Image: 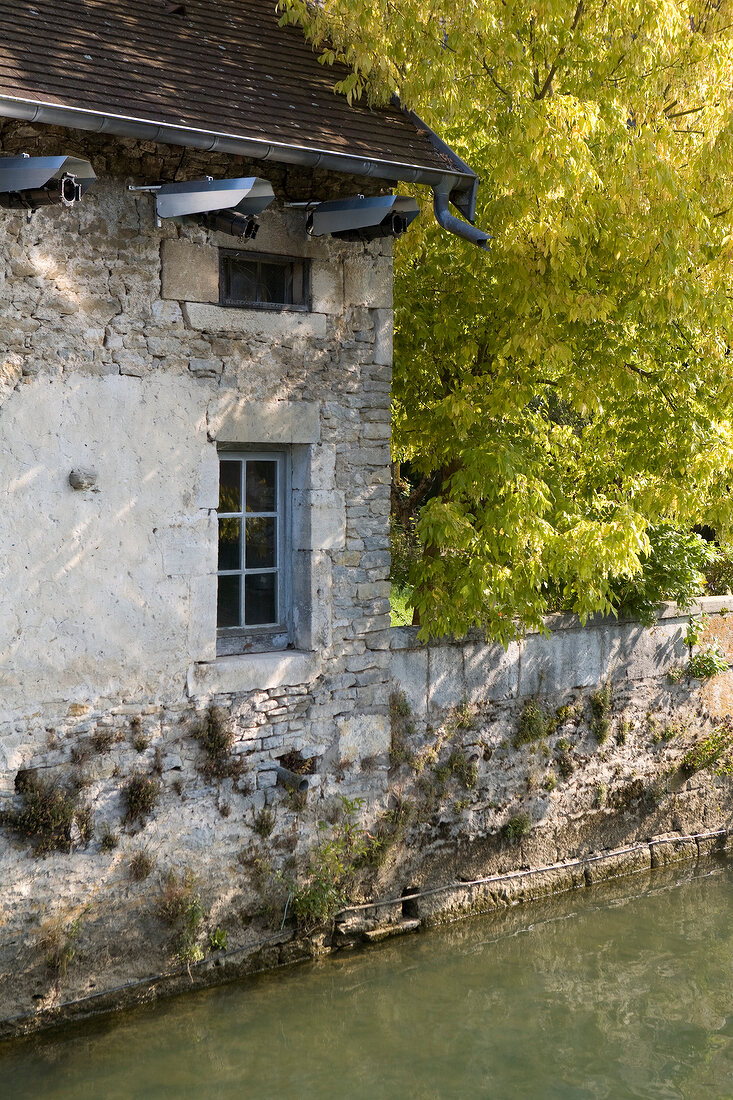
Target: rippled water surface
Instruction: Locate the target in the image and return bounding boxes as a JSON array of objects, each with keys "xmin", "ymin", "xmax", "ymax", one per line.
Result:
[{"xmin": 3, "ymin": 858, "xmax": 733, "ymax": 1099}]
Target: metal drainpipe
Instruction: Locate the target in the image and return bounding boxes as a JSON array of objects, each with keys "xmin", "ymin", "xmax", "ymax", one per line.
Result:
[{"xmin": 432, "ymin": 182, "xmax": 490, "ymax": 249}]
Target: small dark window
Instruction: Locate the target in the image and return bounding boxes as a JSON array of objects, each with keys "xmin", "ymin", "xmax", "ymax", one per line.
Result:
[{"xmin": 219, "ymin": 250, "xmax": 309, "ymax": 310}]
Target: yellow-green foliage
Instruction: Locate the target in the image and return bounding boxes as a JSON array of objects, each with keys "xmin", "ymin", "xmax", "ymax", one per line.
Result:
[{"xmin": 282, "ymin": 0, "xmax": 733, "ymax": 642}]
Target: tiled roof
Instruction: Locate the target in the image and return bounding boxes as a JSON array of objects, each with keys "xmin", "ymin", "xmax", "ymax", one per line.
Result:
[{"xmin": 0, "ymin": 0, "xmax": 462, "ymax": 179}]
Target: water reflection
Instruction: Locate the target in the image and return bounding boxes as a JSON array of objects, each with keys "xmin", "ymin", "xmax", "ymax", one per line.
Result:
[{"xmin": 3, "ymin": 860, "xmax": 733, "ymax": 1099}]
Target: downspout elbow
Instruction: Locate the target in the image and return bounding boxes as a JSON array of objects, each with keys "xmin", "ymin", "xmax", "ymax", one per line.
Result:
[{"xmin": 432, "ymin": 186, "xmax": 490, "ymax": 250}]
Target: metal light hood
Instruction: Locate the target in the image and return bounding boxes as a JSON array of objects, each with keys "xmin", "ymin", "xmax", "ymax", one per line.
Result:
[
  {"xmin": 308, "ymin": 194, "xmax": 419, "ymax": 240},
  {"xmin": 154, "ymin": 175, "xmax": 275, "ymax": 219},
  {"xmin": 0, "ymin": 153, "xmax": 96, "ymax": 208}
]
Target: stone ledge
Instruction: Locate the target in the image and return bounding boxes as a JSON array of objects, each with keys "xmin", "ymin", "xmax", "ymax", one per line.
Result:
[
  {"xmin": 187, "ymin": 652, "xmax": 322, "ymax": 696},
  {"xmin": 182, "ymin": 302, "xmax": 327, "ymax": 338},
  {"xmin": 209, "ymin": 398, "xmax": 321, "ymax": 445}
]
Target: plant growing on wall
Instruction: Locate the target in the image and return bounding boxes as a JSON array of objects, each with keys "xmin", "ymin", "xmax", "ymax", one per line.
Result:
[
  {"xmin": 681, "ymin": 721, "xmax": 733, "ymax": 775},
  {"xmin": 688, "ymin": 643, "xmax": 729, "ymax": 679},
  {"xmin": 290, "ymin": 797, "xmax": 369, "ymax": 929},
  {"xmin": 1, "ymin": 772, "xmax": 88, "ymax": 855},
  {"xmin": 122, "ymin": 773, "xmax": 160, "ymax": 826},
  {"xmin": 193, "ymin": 706, "xmax": 242, "ymax": 781}
]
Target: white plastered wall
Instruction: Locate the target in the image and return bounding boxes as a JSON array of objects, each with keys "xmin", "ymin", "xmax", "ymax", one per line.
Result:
[{"xmin": 0, "ymin": 372, "xmax": 216, "ymax": 719}]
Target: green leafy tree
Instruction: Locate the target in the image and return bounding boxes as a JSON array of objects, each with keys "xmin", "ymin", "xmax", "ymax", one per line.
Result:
[{"xmin": 281, "ymin": 0, "xmax": 733, "ymax": 642}]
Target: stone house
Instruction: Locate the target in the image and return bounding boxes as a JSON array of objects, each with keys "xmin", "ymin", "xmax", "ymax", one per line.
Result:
[
  {"xmin": 0, "ymin": 0, "xmax": 482, "ymax": 746},
  {"xmin": 0, "ymin": 0, "xmax": 486, "ymax": 1019}
]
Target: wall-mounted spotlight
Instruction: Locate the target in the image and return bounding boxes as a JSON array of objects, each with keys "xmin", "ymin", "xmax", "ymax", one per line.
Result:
[
  {"xmin": 129, "ymin": 176, "xmax": 275, "ymax": 237},
  {"xmin": 306, "ymin": 194, "xmax": 419, "ymax": 241},
  {"xmin": 0, "ymin": 155, "xmax": 96, "ymax": 210}
]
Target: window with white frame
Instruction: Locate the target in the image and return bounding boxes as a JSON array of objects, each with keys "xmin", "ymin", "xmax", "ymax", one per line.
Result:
[{"xmin": 216, "ymin": 451, "xmax": 289, "ymax": 654}]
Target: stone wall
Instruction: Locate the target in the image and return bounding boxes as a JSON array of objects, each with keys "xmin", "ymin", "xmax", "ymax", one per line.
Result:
[
  {"xmin": 0, "ymin": 121, "xmax": 396, "ymax": 1031},
  {"xmin": 383, "ymin": 596, "xmax": 733, "ymax": 897},
  {"xmin": 2, "ymin": 590, "xmax": 733, "ymax": 1036}
]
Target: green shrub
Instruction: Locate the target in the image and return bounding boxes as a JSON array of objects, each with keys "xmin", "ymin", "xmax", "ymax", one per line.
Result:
[
  {"xmin": 610, "ymin": 524, "xmax": 718, "ymax": 626},
  {"xmin": 41, "ymin": 916, "xmax": 81, "ymax": 979},
  {"xmin": 129, "ymin": 851, "xmax": 154, "ymax": 881},
  {"xmin": 389, "ymin": 690, "xmax": 416, "ymax": 766},
  {"xmin": 504, "ymin": 812, "xmax": 531, "ymax": 841},
  {"xmin": 158, "ymin": 869, "xmax": 205, "ymax": 963},
  {"xmin": 99, "ymin": 826, "xmax": 119, "ymax": 852},
  {"xmin": 514, "ymin": 701, "xmax": 548, "ymax": 748},
  {"xmin": 209, "ymin": 927, "xmax": 227, "ymax": 951},
  {"xmin": 704, "ymin": 544, "xmax": 733, "ymax": 595},
  {"xmin": 447, "ymin": 749, "xmax": 478, "ymax": 789},
  {"xmin": 681, "ymin": 724, "xmax": 733, "ymax": 775},
  {"xmin": 688, "ymin": 644, "xmax": 729, "ymax": 678},
  {"xmin": 556, "ymin": 750, "xmax": 575, "ymax": 779},
  {"xmin": 291, "ymin": 797, "xmax": 367, "ymax": 929},
  {"xmin": 589, "ymin": 683, "xmax": 612, "ymax": 744},
  {"xmin": 253, "ymin": 807, "xmax": 275, "ymax": 838},
  {"xmin": 91, "ymin": 729, "xmax": 114, "ymax": 754}
]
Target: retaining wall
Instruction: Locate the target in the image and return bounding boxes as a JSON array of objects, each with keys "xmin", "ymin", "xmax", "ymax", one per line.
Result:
[{"xmin": 3, "ymin": 597, "xmax": 733, "ymax": 1038}]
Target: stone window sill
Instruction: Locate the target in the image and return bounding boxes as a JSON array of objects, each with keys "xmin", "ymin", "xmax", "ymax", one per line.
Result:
[{"xmin": 187, "ymin": 651, "xmax": 321, "ymax": 696}]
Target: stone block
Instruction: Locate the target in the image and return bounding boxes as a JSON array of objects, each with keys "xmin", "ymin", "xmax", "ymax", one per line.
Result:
[
  {"xmin": 464, "ymin": 640, "xmax": 520, "ymax": 702},
  {"xmin": 160, "ymin": 240, "xmax": 219, "ymax": 303},
  {"xmin": 291, "ymin": 443, "xmax": 336, "ymax": 492},
  {"xmin": 603, "ymin": 621, "xmax": 687, "ymax": 682},
  {"xmin": 343, "ymin": 255, "xmax": 392, "ymax": 309},
  {"xmin": 188, "ymin": 573, "xmax": 217, "ymax": 662},
  {"xmin": 519, "ymin": 627, "xmax": 603, "ymax": 697},
  {"xmin": 391, "ymin": 644, "xmax": 428, "ymax": 720},
  {"xmin": 649, "ymin": 836, "xmax": 697, "ymax": 868},
  {"xmin": 157, "ymin": 516, "xmax": 214, "ymax": 577},
  {"xmin": 189, "ymin": 357, "xmax": 222, "ymax": 377},
  {"xmin": 292, "ymin": 489, "xmax": 345, "ymax": 551},
  {"xmin": 256, "ymin": 768, "xmax": 278, "ymax": 789},
  {"xmin": 311, "ymin": 261, "xmax": 344, "ymax": 315},
  {"xmin": 194, "ymin": 445, "xmax": 219, "ymax": 510},
  {"xmin": 700, "ymin": 669, "xmax": 733, "ymax": 720},
  {"xmin": 372, "ymin": 308, "xmax": 393, "ymax": 366},
  {"xmin": 209, "ymin": 398, "xmax": 321, "ymax": 445},
  {"xmin": 428, "ymin": 645, "xmax": 466, "ymax": 713},
  {"xmin": 336, "ymin": 713, "xmax": 390, "ymax": 764},
  {"xmin": 182, "ymin": 302, "xmax": 328, "ymax": 338},
  {"xmin": 292, "ymin": 550, "xmax": 332, "ymax": 651},
  {"xmin": 187, "ymin": 652, "xmax": 322, "ymax": 696}
]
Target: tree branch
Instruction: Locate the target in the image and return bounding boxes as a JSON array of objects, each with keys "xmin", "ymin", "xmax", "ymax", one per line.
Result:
[
  {"xmin": 482, "ymin": 58, "xmax": 512, "ymax": 101},
  {"xmin": 625, "ymin": 364, "xmax": 677, "ymax": 411},
  {"xmin": 665, "ymin": 104, "xmax": 705, "ymax": 119},
  {"xmin": 534, "ymin": 0, "xmax": 584, "ymax": 100}
]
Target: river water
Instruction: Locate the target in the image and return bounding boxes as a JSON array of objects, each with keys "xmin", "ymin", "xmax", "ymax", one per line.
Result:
[{"xmin": 3, "ymin": 857, "xmax": 733, "ymax": 1099}]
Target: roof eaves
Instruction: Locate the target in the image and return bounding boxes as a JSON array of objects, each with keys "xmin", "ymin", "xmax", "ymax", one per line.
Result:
[{"xmin": 0, "ymin": 93, "xmax": 477, "ymax": 204}]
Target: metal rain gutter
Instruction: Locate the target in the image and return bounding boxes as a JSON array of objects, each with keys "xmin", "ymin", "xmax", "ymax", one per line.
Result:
[
  {"xmin": 0, "ymin": 94, "xmax": 491, "ymax": 249},
  {"xmin": 0, "ymin": 94, "xmax": 470, "ymax": 198},
  {"xmin": 433, "ymin": 180, "xmax": 490, "ymax": 250},
  {"xmin": 395, "ymin": 101, "xmax": 491, "ymax": 248}
]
